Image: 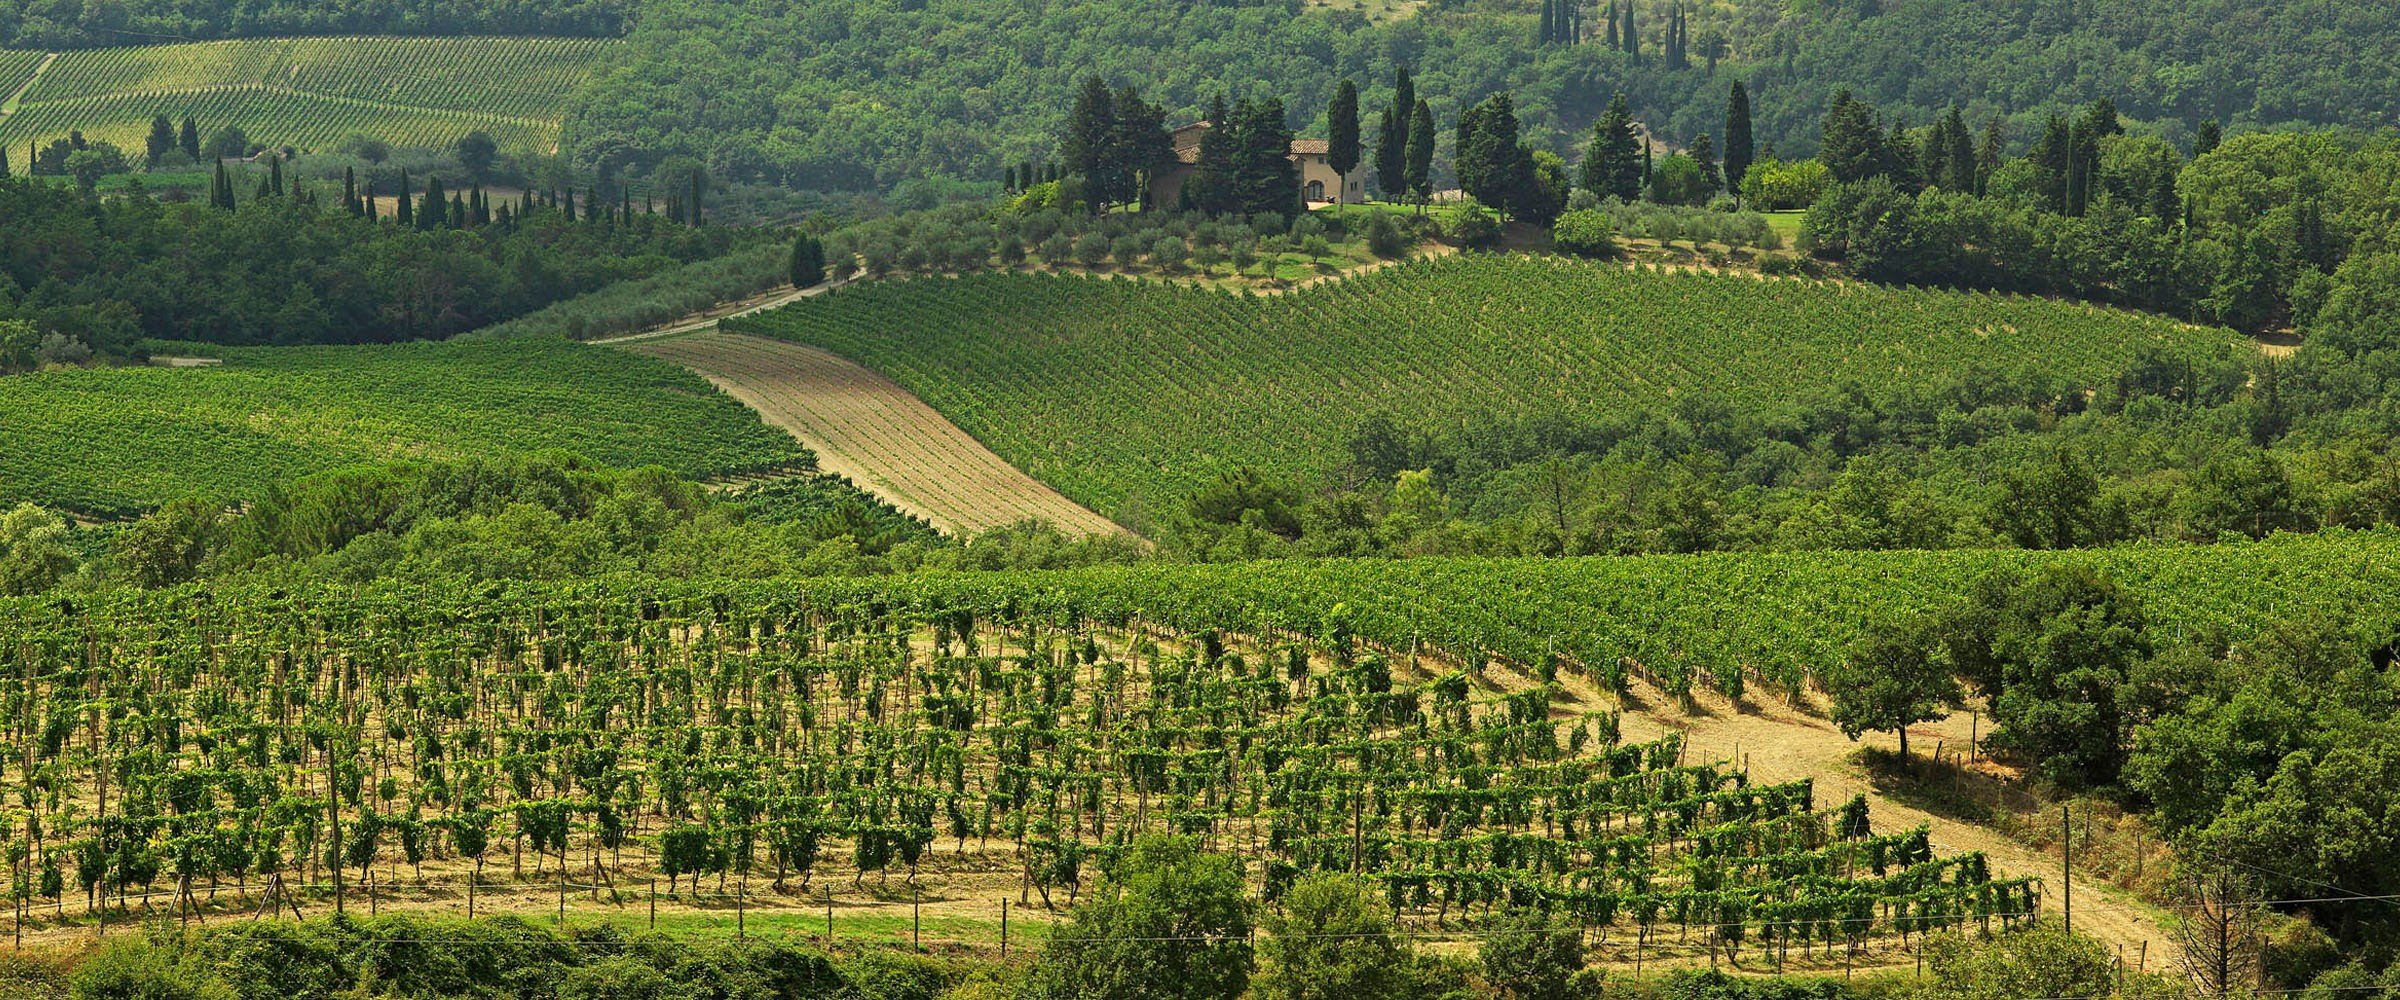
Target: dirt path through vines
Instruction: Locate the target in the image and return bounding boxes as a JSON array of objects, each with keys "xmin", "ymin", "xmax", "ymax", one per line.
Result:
[
  {"xmin": 628, "ymin": 331, "xmax": 1128, "ymax": 538},
  {"xmin": 1605, "ymin": 681, "xmax": 2177, "ymax": 969}
]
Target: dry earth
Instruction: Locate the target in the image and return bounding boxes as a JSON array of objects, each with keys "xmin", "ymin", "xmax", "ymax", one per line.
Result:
[{"xmin": 628, "ymin": 331, "xmax": 1128, "ymax": 538}]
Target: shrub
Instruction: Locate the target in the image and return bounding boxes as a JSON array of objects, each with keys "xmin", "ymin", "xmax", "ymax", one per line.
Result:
[
  {"xmin": 1439, "ymin": 199, "xmax": 1501, "ymax": 248},
  {"xmin": 1550, "ymin": 210, "xmax": 1619, "ymax": 259},
  {"xmin": 1363, "ymin": 211, "xmax": 1411, "ymax": 258}
]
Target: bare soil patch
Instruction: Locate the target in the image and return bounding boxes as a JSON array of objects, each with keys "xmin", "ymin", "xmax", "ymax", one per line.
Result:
[{"xmin": 629, "ymin": 331, "xmax": 1128, "ymax": 538}]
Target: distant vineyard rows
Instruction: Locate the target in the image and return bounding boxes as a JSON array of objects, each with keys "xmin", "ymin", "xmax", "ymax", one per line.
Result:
[{"xmin": 0, "ymin": 36, "xmax": 614, "ymax": 153}]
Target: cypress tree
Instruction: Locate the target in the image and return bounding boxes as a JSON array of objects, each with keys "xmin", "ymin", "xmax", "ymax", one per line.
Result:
[
  {"xmin": 178, "ymin": 117, "xmax": 201, "ymax": 162},
  {"xmin": 1976, "ymin": 117, "xmax": 2006, "ymax": 195},
  {"xmin": 1941, "ymin": 104, "xmax": 1975, "ymax": 192},
  {"xmin": 791, "ymin": 233, "xmax": 827, "ymax": 288},
  {"xmin": 1375, "ymin": 67, "xmax": 1414, "ymax": 200},
  {"xmin": 343, "ymin": 167, "xmax": 358, "ymax": 214},
  {"xmin": 146, "ymin": 115, "xmax": 176, "ymax": 168},
  {"xmin": 1622, "ymin": 1, "xmax": 1637, "ymax": 57},
  {"xmin": 1, "ymin": 145, "xmax": 10, "ymax": 179},
  {"xmin": 563, "ymin": 186, "xmax": 577, "ymax": 222},
  {"xmin": 420, "ymin": 176, "xmax": 447, "ymax": 230},
  {"xmin": 256, "ymin": 174, "xmax": 273, "ymax": 201},
  {"xmin": 1061, "ymin": 76, "xmax": 1113, "ymax": 210},
  {"xmin": 269, "ymin": 156, "xmax": 284, "ymax": 197},
  {"xmin": 1328, "ymin": 79, "xmax": 1361, "ymax": 207},
  {"xmin": 1724, "ymin": 82, "xmax": 1754, "ymax": 195},
  {"xmin": 451, "ymin": 191, "xmax": 468, "ymax": 228},
  {"xmin": 1539, "ymin": 0, "xmax": 1555, "ymax": 45},
  {"xmin": 1689, "ymin": 132, "xmax": 1719, "ymax": 192},
  {"xmin": 688, "ymin": 172, "xmax": 703, "ymax": 225},
  {"xmin": 396, "ymin": 169, "xmax": 415, "ymax": 226},
  {"xmin": 1405, "ymin": 98, "xmax": 1435, "ymax": 205},
  {"xmin": 1606, "ymin": 0, "xmax": 1619, "ymax": 48},
  {"xmin": 211, "ymin": 160, "xmax": 232, "ymax": 210}
]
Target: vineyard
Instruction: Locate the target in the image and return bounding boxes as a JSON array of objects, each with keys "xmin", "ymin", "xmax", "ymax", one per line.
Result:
[
  {"xmin": 729, "ymin": 255, "xmax": 2249, "ymax": 515},
  {"xmin": 1, "ymin": 532, "xmax": 2389, "ymax": 955},
  {"xmin": 0, "ymin": 338, "xmax": 808, "ymax": 519},
  {"xmin": 0, "ymin": 50, "xmax": 41, "ymax": 104},
  {"xmin": 0, "ymin": 36, "xmax": 612, "ymax": 154},
  {"xmin": 0, "ymin": 575, "xmax": 2049, "ymax": 965}
]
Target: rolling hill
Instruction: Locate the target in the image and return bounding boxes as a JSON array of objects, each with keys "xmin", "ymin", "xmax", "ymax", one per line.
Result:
[
  {"xmin": 728, "ymin": 254, "xmax": 2248, "ymax": 517},
  {"xmin": 0, "ymin": 337, "xmax": 807, "ymax": 518},
  {"xmin": 0, "ymin": 36, "xmax": 613, "ymax": 154}
]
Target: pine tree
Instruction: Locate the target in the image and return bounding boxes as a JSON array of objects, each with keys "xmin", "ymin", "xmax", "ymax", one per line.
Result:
[
  {"xmin": 2032, "ymin": 113, "xmax": 2071, "ymax": 212},
  {"xmin": 1580, "ymin": 93, "xmax": 1643, "ymax": 202},
  {"xmin": 1405, "ymin": 99, "xmax": 1435, "ymax": 206},
  {"xmin": 2193, "ymin": 119, "xmax": 2222, "ymax": 157},
  {"xmin": 145, "ymin": 116, "xmax": 176, "ymax": 168},
  {"xmin": 790, "ymin": 233, "xmax": 827, "ymax": 288},
  {"xmin": 1328, "ymin": 79, "xmax": 1361, "ymax": 207},
  {"xmin": 178, "ymin": 117, "xmax": 200, "ymax": 162},
  {"xmin": 1375, "ymin": 67, "xmax": 1414, "ymax": 200},
  {"xmin": 1723, "ymin": 81, "xmax": 1754, "ymax": 195},
  {"xmin": 1456, "ymin": 93, "xmax": 1531, "ymax": 216},
  {"xmin": 1942, "ymin": 104, "xmax": 1975, "ymax": 193}
]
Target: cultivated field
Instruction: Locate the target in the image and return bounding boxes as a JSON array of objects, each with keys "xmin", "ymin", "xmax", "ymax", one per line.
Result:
[
  {"xmin": 630, "ymin": 331, "xmax": 1128, "ymax": 538},
  {"xmin": 731, "ymin": 254, "xmax": 2249, "ymax": 515},
  {"xmin": 10, "ymin": 533, "xmax": 2389, "ymax": 958},
  {"xmin": 0, "ymin": 36, "xmax": 612, "ymax": 153},
  {"xmin": 0, "ymin": 338, "xmax": 807, "ymax": 519}
]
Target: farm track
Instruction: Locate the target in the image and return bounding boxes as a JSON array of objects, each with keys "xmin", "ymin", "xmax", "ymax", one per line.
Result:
[
  {"xmin": 1592, "ymin": 676, "xmax": 2173, "ymax": 964},
  {"xmin": 629, "ymin": 331, "xmax": 1128, "ymax": 539},
  {"xmin": 0, "ymin": 51, "xmax": 55, "ymax": 114}
]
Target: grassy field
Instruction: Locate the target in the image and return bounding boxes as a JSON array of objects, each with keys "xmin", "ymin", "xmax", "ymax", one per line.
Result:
[
  {"xmin": 0, "ymin": 36, "xmax": 613, "ymax": 154},
  {"xmin": 0, "ymin": 338, "xmax": 809, "ymax": 518},
  {"xmin": 731, "ymin": 253, "xmax": 2247, "ymax": 517}
]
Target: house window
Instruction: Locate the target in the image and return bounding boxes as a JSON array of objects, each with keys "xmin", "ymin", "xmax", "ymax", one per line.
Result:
[{"xmin": 1306, "ymin": 180, "xmax": 1325, "ymax": 201}]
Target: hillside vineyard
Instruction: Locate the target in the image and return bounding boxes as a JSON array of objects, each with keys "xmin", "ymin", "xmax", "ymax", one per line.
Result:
[{"xmin": 731, "ymin": 255, "xmax": 2245, "ymax": 514}]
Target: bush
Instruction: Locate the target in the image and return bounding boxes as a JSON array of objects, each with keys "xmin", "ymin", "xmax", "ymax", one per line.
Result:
[
  {"xmin": 1439, "ymin": 199, "xmax": 1501, "ymax": 248},
  {"xmin": 1363, "ymin": 211, "xmax": 1412, "ymax": 258},
  {"xmin": 1550, "ymin": 210, "xmax": 1619, "ymax": 259}
]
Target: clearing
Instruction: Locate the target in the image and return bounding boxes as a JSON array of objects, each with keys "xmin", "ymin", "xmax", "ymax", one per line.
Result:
[{"xmin": 628, "ymin": 331, "xmax": 1128, "ymax": 538}]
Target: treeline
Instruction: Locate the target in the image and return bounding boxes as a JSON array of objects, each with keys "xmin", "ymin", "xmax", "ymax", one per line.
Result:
[
  {"xmin": 0, "ymin": 169, "xmax": 736, "ymax": 355},
  {"xmin": 0, "ymin": 0, "xmax": 632, "ymax": 48},
  {"xmin": 562, "ymin": 0, "xmax": 2400, "ymax": 195},
  {"xmin": 1793, "ymin": 92, "xmax": 2400, "ymax": 337},
  {"xmin": 0, "ymin": 453, "xmax": 1141, "ymax": 596}
]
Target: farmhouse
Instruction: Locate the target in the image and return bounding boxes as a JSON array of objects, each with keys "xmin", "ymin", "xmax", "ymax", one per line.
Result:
[{"xmin": 1147, "ymin": 121, "xmax": 1367, "ymax": 209}]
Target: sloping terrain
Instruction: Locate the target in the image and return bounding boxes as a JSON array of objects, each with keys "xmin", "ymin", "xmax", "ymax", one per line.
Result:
[
  {"xmin": 0, "ymin": 36, "xmax": 611, "ymax": 153},
  {"xmin": 730, "ymin": 254, "xmax": 2248, "ymax": 515},
  {"xmin": 630, "ymin": 331, "xmax": 1128, "ymax": 538}
]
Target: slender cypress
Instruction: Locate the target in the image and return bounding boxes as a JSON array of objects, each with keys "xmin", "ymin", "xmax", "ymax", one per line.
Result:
[
  {"xmin": 688, "ymin": 172, "xmax": 703, "ymax": 225},
  {"xmin": 1723, "ymin": 81, "xmax": 1754, "ymax": 195},
  {"xmin": 178, "ymin": 117, "xmax": 201, "ymax": 162},
  {"xmin": 1375, "ymin": 67, "xmax": 1414, "ymax": 200},
  {"xmin": 1405, "ymin": 98, "xmax": 1435, "ymax": 205},
  {"xmin": 343, "ymin": 167, "xmax": 358, "ymax": 214},
  {"xmin": 790, "ymin": 233, "xmax": 827, "ymax": 288},
  {"xmin": 1328, "ymin": 79, "xmax": 1361, "ymax": 207},
  {"xmin": 396, "ymin": 169, "xmax": 415, "ymax": 226},
  {"xmin": 269, "ymin": 156, "xmax": 284, "ymax": 197}
]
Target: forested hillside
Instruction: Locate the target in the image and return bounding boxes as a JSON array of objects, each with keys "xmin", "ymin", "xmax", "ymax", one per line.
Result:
[
  {"xmin": 0, "ymin": 0, "xmax": 630, "ymax": 48},
  {"xmin": 559, "ymin": 0, "xmax": 2400, "ymax": 194}
]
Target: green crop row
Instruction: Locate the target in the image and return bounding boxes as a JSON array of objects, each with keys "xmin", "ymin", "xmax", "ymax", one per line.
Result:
[{"xmin": 731, "ymin": 255, "xmax": 2248, "ymax": 515}]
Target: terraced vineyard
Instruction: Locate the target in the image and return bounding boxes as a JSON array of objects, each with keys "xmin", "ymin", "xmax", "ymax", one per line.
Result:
[
  {"xmin": 731, "ymin": 255, "xmax": 2249, "ymax": 516},
  {"xmin": 0, "ymin": 338, "xmax": 808, "ymax": 519},
  {"xmin": 0, "ymin": 36, "xmax": 611, "ymax": 153}
]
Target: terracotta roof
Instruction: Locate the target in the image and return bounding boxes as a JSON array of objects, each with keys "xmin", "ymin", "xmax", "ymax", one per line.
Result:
[{"xmin": 1167, "ymin": 121, "xmax": 1328, "ymax": 159}]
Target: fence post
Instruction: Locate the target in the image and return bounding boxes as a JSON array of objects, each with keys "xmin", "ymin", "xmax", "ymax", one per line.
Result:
[
  {"xmin": 825, "ymin": 888, "xmax": 834, "ymax": 944},
  {"xmin": 649, "ymin": 880, "xmax": 657, "ymax": 929},
  {"xmin": 737, "ymin": 874, "xmax": 746, "ymax": 941},
  {"xmin": 1001, "ymin": 898, "xmax": 1009, "ymax": 958},
  {"xmin": 557, "ymin": 869, "xmax": 566, "ymax": 925},
  {"xmin": 912, "ymin": 892, "xmax": 920, "ymax": 949}
]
